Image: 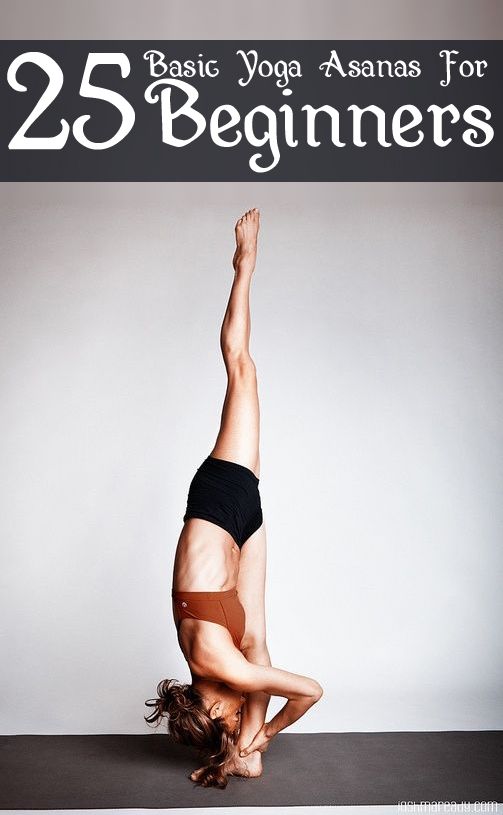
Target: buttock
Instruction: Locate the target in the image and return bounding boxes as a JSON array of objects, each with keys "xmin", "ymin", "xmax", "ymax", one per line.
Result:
[
  {"xmin": 172, "ymin": 587, "xmax": 246, "ymax": 650},
  {"xmin": 183, "ymin": 455, "xmax": 263, "ymax": 548}
]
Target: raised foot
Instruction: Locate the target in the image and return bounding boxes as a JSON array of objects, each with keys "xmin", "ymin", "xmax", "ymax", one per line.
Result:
[{"xmin": 233, "ymin": 208, "xmax": 260, "ymax": 274}]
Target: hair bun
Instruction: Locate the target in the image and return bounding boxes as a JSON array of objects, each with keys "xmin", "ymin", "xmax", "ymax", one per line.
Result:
[
  {"xmin": 144, "ymin": 678, "xmax": 199, "ymax": 725},
  {"xmin": 161, "ymin": 680, "xmax": 191, "ymax": 718}
]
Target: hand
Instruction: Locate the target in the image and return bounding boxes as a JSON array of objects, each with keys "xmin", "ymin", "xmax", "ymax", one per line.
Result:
[{"xmin": 239, "ymin": 722, "xmax": 272, "ymax": 756}]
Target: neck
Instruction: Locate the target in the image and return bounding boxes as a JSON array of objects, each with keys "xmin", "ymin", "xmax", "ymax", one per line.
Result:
[{"xmin": 192, "ymin": 677, "xmax": 222, "ymax": 704}]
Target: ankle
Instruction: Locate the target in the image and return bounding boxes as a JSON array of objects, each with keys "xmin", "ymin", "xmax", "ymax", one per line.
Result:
[{"xmin": 233, "ymin": 254, "xmax": 256, "ymax": 275}]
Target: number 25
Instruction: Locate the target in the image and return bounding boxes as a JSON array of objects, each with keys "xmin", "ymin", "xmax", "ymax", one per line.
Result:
[{"xmin": 8, "ymin": 51, "xmax": 135, "ymax": 150}]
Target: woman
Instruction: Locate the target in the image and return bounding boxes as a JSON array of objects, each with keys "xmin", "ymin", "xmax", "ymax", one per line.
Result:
[{"xmin": 145, "ymin": 208, "xmax": 322, "ymax": 788}]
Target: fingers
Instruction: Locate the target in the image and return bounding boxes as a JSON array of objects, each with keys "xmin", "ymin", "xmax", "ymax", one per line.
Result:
[
  {"xmin": 240, "ymin": 738, "xmax": 261, "ymax": 756},
  {"xmin": 240, "ymin": 743, "xmax": 254, "ymax": 757}
]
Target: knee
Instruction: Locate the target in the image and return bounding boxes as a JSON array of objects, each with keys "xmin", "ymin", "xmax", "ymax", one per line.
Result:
[{"xmin": 224, "ymin": 350, "xmax": 256, "ymax": 378}]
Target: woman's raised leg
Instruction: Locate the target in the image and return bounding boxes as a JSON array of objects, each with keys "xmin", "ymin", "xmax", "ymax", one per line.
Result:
[
  {"xmin": 210, "ymin": 208, "xmax": 261, "ymax": 477},
  {"xmin": 210, "ymin": 209, "xmax": 271, "ymax": 762}
]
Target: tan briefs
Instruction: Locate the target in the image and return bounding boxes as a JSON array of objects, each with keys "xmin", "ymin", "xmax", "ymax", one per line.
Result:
[{"xmin": 172, "ymin": 587, "xmax": 246, "ymax": 650}]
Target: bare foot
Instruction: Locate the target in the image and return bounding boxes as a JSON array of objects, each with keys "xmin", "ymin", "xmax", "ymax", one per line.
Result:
[
  {"xmin": 230, "ymin": 749, "xmax": 263, "ymax": 778},
  {"xmin": 233, "ymin": 208, "xmax": 260, "ymax": 275}
]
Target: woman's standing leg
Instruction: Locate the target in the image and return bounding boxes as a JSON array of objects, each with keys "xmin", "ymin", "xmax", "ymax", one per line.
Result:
[
  {"xmin": 236, "ymin": 522, "xmax": 271, "ymax": 766},
  {"xmin": 210, "ymin": 208, "xmax": 260, "ymax": 477}
]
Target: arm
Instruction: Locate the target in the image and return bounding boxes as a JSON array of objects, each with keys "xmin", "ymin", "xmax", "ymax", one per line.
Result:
[
  {"xmin": 205, "ymin": 642, "xmax": 323, "ymax": 753},
  {"xmin": 244, "ymin": 693, "xmax": 318, "ymax": 754},
  {"xmin": 224, "ymin": 655, "xmax": 322, "ymax": 705},
  {"xmin": 239, "ymin": 680, "xmax": 322, "ymax": 756}
]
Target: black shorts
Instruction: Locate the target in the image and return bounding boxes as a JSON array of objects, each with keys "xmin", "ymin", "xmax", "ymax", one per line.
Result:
[{"xmin": 183, "ymin": 455, "xmax": 263, "ymax": 548}]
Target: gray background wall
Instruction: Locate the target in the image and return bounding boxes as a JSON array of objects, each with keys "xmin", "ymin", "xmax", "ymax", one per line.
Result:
[
  {"xmin": 2, "ymin": 0, "xmax": 503, "ymax": 39},
  {"xmin": 1, "ymin": 1, "xmax": 502, "ymax": 735}
]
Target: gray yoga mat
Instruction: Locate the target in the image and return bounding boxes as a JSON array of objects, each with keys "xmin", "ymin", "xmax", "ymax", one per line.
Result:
[{"xmin": 0, "ymin": 731, "xmax": 501, "ymax": 809}]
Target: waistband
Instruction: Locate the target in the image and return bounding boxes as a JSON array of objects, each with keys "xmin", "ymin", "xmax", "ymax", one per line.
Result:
[
  {"xmin": 172, "ymin": 586, "xmax": 238, "ymax": 600},
  {"xmin": 203, "ymin": 455, "xmax": 259, "ymax": 485}
]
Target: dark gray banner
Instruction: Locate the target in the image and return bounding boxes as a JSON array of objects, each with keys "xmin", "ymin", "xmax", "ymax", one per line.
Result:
[{"xmin": 1, "ymin": 41, "xmax": 501, "ymax": 180}]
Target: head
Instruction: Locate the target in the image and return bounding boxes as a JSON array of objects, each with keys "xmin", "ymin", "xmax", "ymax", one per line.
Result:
[
  {"xmin": 145, "ymin": 678, "xmax": 246, "ymax": 788},
  {"xmin": 197, "ymin": 678, "xmax": 246, "ymax": 736}
]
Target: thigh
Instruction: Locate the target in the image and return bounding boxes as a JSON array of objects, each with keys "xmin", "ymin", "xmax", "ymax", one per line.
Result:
[
  {"xmin": 236, "ymin": 522, "xmax": 267, "ymax": 647},
  {"xmin": 210, "ymin": 360, "xmax": 260, "ymax": 477}
]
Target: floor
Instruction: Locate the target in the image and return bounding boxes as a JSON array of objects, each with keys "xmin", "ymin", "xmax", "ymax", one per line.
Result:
[{"xmin": 1, "ymin": 732, "xmax": 502, "ymax": 810}]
